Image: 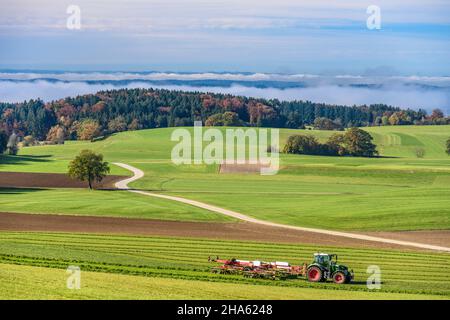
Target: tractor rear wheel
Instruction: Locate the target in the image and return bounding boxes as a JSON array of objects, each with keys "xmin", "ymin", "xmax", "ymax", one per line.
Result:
[
  {"xmin": 307, "ymin": 266, "xmax": 323, "ymax": 282},
  {"xmin": 333, "ymin": 272, "xmax": 346, "ymax": 284}
]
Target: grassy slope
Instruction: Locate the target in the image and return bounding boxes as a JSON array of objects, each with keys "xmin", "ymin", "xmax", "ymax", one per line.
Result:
[
  {"xmin": 0, "ymin": 188, "xmax": 231, "ymax": 222},
  {"xmin": 0, "ymin": 232, "xmax": 449, "ymax": 298},
  {"xmin": 1, "ymin": 125, "xmax": 449, "ymax": 231},
  {"xmin": 2, "ymin": 263, "xmax": 444, "ymax": 300}
]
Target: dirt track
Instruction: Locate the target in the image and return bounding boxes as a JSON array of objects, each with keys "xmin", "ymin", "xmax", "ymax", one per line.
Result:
[
  {"xmin": 0, "ymin": 172, "xmax": 124, "ymax": 189},
  {"xmin": 1, "ymin": 212, "xmax": 448, "ymax": 251},
  {"xmin": 1, "ymin": 165, "xmax": 449, "ymax": 252},
  {"xmin": 114, "ymin": 162, "xmax": 450, "ymax": 253},
  {"xmin": 362, "ymin": 230, "xmax": 450, "ymax": 248}
]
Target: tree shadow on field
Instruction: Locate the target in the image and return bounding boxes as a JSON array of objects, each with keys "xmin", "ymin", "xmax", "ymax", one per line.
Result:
[
  {"xmin": 0, "ymin": 154, "xmax": 53, "ymax": 166},
  {"xmin": 373, "ymin": 155, "xmax": 400, "ymax": 159},
  {"xmin": 0, "ymin": 187, "xmax": 49, "ymax": 195},
  {"xmin": 343, "ymin": 280, "xmax": 385, "ymax": 286},
  {"xmin": 348, "ymin": 280, "xmax": 374, "ymax": 285}
]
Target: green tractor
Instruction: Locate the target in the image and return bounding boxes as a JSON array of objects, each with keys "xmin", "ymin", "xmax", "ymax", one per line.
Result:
[{"xmin": 306, "ymin": 253, "xmax": 353, "ymax": 284}]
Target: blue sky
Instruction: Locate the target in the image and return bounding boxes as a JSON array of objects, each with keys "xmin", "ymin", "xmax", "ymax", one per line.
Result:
[{"xmin": 0, "ymin": 0, "xmax": 449, "ymax": 75}]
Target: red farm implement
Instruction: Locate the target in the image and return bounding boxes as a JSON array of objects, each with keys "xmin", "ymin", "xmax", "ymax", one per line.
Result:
[
  {"xmin": 208, "ymin": 256, "xmax": 307, "ymax": 280},
  {"xmin": 209, "ymin": 253, "xmax": 354, "ymax": 284}
]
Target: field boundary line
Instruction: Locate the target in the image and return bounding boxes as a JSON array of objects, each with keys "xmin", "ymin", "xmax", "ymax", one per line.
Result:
[{"xmin": 113, "ymin": 162, "xmax": 450, "ymax": 253}]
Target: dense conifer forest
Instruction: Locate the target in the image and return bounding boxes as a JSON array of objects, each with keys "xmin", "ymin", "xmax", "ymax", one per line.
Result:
[{"xmin": 0, "ymin": 88, "xmax": 447, "ymax": 142}]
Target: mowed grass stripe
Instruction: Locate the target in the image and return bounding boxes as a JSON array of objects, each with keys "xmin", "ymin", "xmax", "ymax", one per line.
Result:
[
  {"xmin": 5, "ymin": 243, "xmax": 445, "ymax": 281},
  {"xmin": 4, "ymin": 253, "xmax": 445, "ymax": 284},
  {"xmin": 0, "ymin": 232, "xmax": 449, "ymax": 296},
  {"xmin": 1, "ymin": 232, "xmax": 447, "ymax": 263},
  {"xmin": 4, "ymin": 263, "xmax": 447, "ymax": 300},
  {"xmin": 1, "ymin": 253, "xmax": 447, "ymax": 296},
  {"xmin": 2, "ymin": 237, "xmax": 448, "ymax": 268},
  {"xmin": 2, "ymin": 234, "xmax": 449, "ymax": 267}
]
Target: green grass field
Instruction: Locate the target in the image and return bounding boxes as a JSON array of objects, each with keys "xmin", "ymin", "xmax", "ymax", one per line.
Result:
[
  {"xmin": 0, "ymin": 188, "xmax": 231, "ymax": 221},
  {"xmin": 4, "ymin": 263, "xmax": 444, "ymax": 300},
  {"xmin": 1, "ymin": 125, "xmax": 449, "ymax": 231},
  {"xmin": 0, "ymin": 232, "xmax": 449, "ymax": 299}
]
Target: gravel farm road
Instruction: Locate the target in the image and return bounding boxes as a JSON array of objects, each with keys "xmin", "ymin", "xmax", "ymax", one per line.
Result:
[{"xmin": 113, "ymin": 162, "xmax": 450, "ymax": 253}]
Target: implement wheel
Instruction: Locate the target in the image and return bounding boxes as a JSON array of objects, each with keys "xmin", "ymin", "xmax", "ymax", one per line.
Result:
[
  {"xmin": 307, "ymin": 266, "xmax": 323, "ymax": 282},
  {"xmin": 333, "ymin": 272, "xmax": 346, "ymax": 284},
  {"xmin": 211, "ymin": 268, "xmax": 221, "ymax": 274}
]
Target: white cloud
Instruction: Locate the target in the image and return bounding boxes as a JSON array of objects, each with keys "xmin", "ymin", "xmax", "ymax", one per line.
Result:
[
  {"xmin": 1, "ymin": 0, "xmax": 449, "ymax": 34},
  {"xmin": 1, "ymin": 76, "xmax": 449, "ymax": 113},
  {"xmin": 1, "ymin": 72, "xmax": 450, "ymax": 87}
]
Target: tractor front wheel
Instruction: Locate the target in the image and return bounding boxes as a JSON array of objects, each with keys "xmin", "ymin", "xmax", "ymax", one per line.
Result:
[
  {"xmin": 333, "ymin": 272, "xmax": 346, "ymax": 284},
  {"xmin": 307, "ymin": 266, "xmax": 323, "ymax": 282}
]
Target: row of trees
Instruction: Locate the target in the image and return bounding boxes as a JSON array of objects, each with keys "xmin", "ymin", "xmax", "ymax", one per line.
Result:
[
  {"xmin": 313, "ymin": 117, "xmax": 345, "ymax": 130},
  {"xmin": 373, "ymin": 109, "xmax": 448, "ymax": 126},
  {"xmin": 283, "ymin": 128, "xmax": 378, "ymax": 157},
  {"xmin": 1, "ymin": 88, "xmax": 446, "ymax": 143}
]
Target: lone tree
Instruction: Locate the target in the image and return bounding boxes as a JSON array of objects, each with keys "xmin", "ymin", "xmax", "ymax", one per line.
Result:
[
  {"xmin": 68, "ymin": 150, "xmax": 110, "ymax": 189},
  {"xmin": 283, "ymin": 135, "xmax": 320, "ymax": 155},
  {"xmin": 415, "ymin": 147, "xmax": 426, "ymax": 158},
  {"xmin": 446, "ymin": 137, "xmax": 450, "ymax": 155},
  {"xmin": 6, "ymin": 132, "xmax": 19, "ymax": 155},
  {"xmin": 344, "ymin": 128, "xmax": 378, "ymax": 157}
]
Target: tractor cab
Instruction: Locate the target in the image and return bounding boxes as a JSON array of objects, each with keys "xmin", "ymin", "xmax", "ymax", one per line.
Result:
[{"xmin": 313, "ymin": 253, "xmax": 337, "ymax": 269}]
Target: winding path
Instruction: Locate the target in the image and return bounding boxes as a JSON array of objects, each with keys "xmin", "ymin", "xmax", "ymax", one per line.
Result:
[{"xmin": 114, "ymin": 162, "xmax": 450, "ymax": 253}]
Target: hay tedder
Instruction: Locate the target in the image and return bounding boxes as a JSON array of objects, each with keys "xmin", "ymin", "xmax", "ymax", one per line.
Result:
[{"xmin": 209, "ymin": 253, "xmax": 353, "ymax": 284}]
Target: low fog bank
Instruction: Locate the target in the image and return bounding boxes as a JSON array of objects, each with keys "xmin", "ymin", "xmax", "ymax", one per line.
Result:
[{"xmin": 0, "ymin": 79, "xmax": 448, "ymax": 114}]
